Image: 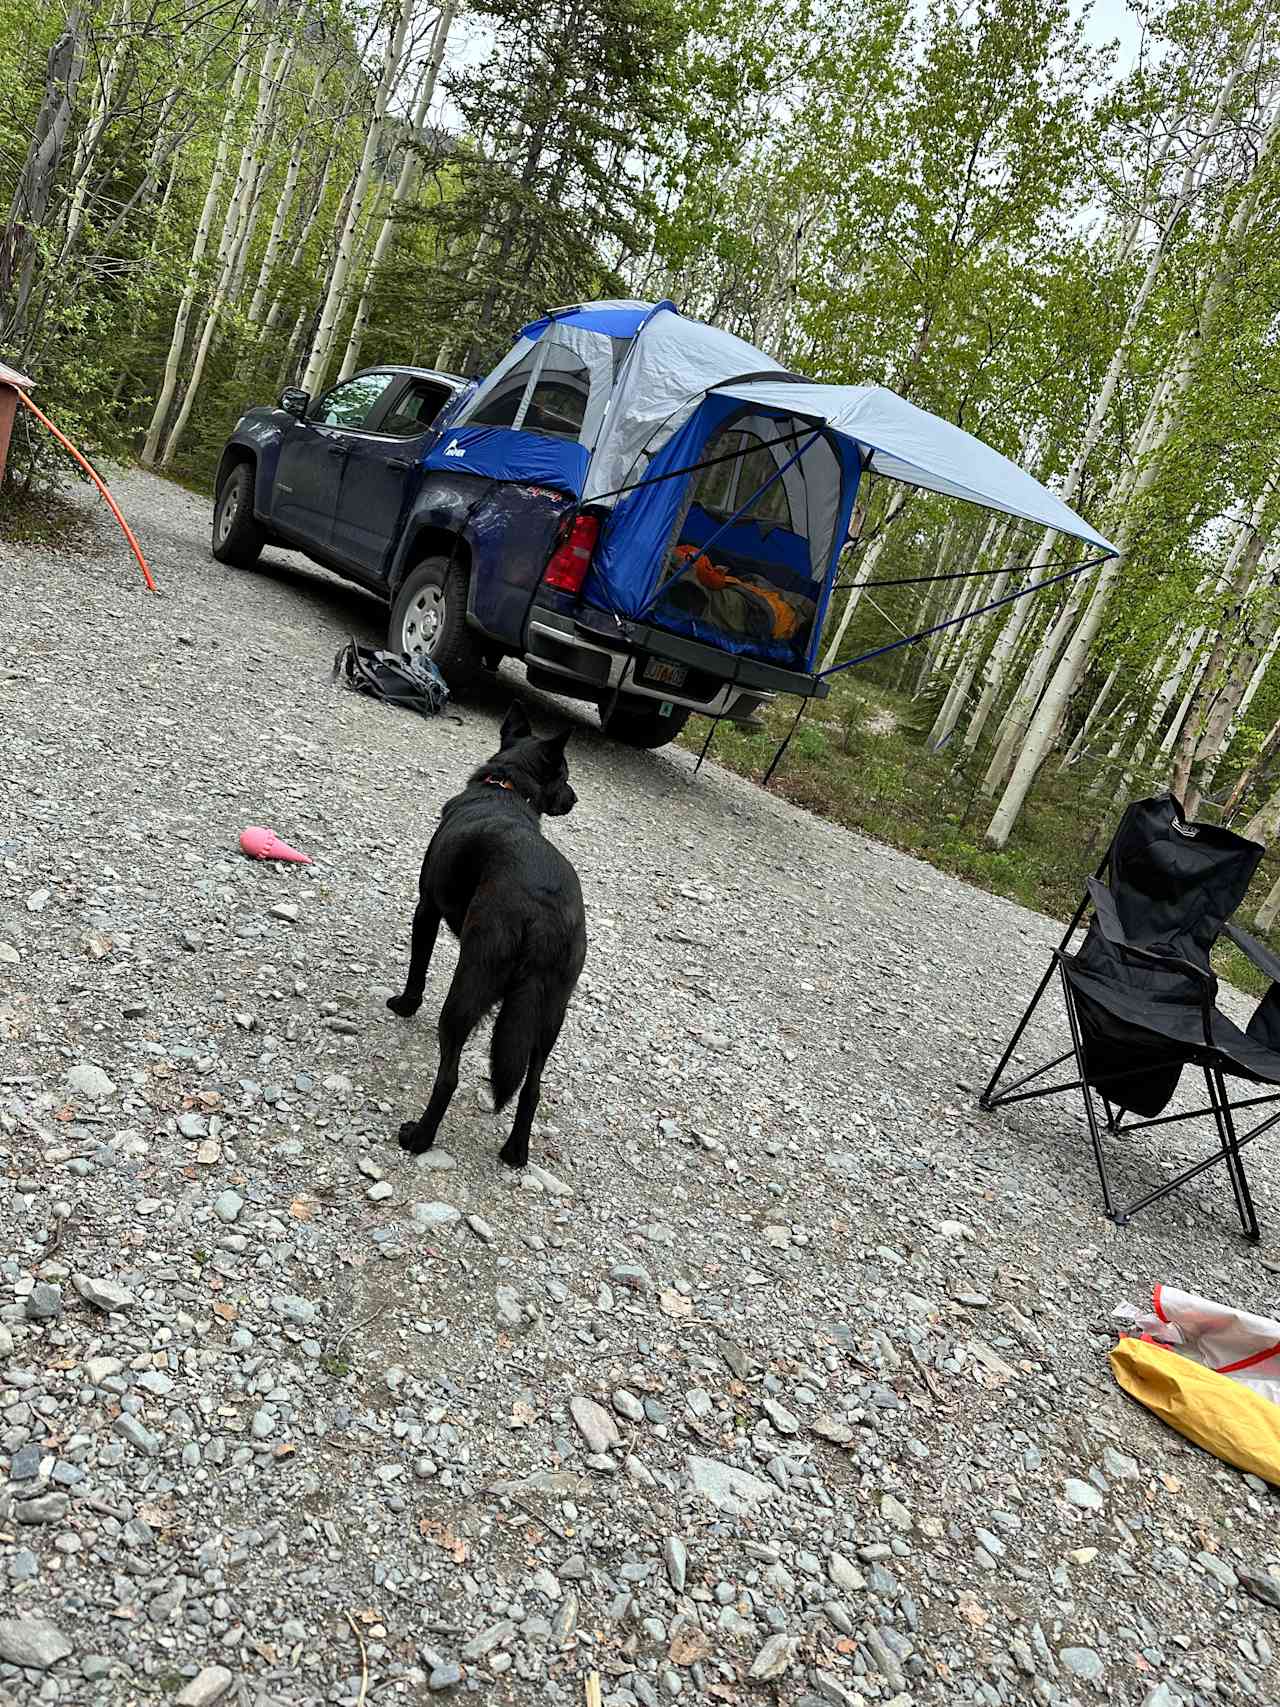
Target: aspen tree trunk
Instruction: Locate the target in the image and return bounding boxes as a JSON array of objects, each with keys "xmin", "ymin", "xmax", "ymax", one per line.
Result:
[
  {"xmin": 1199, "ymin": 545, "xmax": 1280, "ymax": 797},
  {"xmin": 1107, "ymin": 623, "xmax": 1197, "ymax": 803},
  {"xmin": 981, "ymin": 578, "xmax": 1087, "ymax": 792},
  {"xmin": 984, "ymin": 75, "xmax": 1267, "ymax": 845},
  {"xmin": 1060, "ymin": 661, "xmax": 1120, "ymax": 769},
  {"xmin": 1168, "ymin": 495, "xmax": 1275, "ymax": 804},
  {"xmin": 1158, "ymin": 662, "xmax": 1204, "ymax": 761},
  {"xmin": 1182, "ymin": 550, "xmax": 1276, "ymax": 818},
  {"xmin": 819, "ymin": 490, "xmax": 909, "ymax": 670},
  {"xmin": 925, "ymin": 552, "xmax": 1016, "ymax": 746},
  {"xmin": 1225, "ymin": 624, "xmax": 1280, "ymax": 746},
  {"xmin": 921, "ymin": 516, "xmax": 1000, "ymax": 698},
  {"xmin": 159, "ymin": 38, "xmax": 293, "ymax": 466},
  {"xmin": 301, "ymin": 0, "xmax": 417, "ymax": 395},
  {"xmin": 246, "ymin": 64, "xmax": 328, "ymax": 326},
  {"xmin": 141, "ymin": 21, "xmax": 253, "ymax": 465},
  {"xmin": 962, "ymin": 570, "xmax": 1044, "ymax": 754},
  {"xmin": 911, "ymin": 526, "xmax": 976, "ymax": 700},
  {"xmin": 981, "ymin": 262, "xmax": 1198, "ymax": 793},
  {"xmin": 1254, "ymin": 873, "xmax": 1280, "ymax": 931},
  {"xmin": 60, "ymin": 13, "xmax": 128, "ymax": 260},
  {"xmin": 987, "ymin": 50, "xmax": 1279, "ymax": 847},
  {"xmin": 338, "ymin": 0, "xmax": 456, "ymax": 380},
  {"xmin": 5, "ymin": 10, "xmax": 84, "ymax": 343},
  {"xmin": 262, "ymin": 153, "xmax": 340, "ymax": 339},
  {"xmin": 1226, "ymin": 707, "xmax": 1280, "ymax": 823},
  {"xmin": 1085, "ymin": 692, "xmax": 1137, "ymax": 795}
]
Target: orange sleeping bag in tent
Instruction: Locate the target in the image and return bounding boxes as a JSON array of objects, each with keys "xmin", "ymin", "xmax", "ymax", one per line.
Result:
[{"xmin": 1109, "ymin": 1285, "xmax": 1280, "ymax": 1486}]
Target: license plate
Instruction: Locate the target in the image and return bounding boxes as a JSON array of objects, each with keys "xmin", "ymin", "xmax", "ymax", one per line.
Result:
[{"xmin": 643, "ymin": 659, "xmax": 687, "ymax": 688}]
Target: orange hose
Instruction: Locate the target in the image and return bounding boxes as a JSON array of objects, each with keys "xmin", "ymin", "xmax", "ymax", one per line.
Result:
[{"xmin": 13, "ymin": 387, "xmax": 157, "ymax": 592}]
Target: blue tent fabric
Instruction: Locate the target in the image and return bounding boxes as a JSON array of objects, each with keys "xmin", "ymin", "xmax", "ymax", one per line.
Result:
[
  {"xmin": 583, "ymin": 392, "xmax": 746, "ymax": 617},
  {"xmin": 518, "ymin": 300, "xmax": 677, "ymax": 343},
  {"xmin": 679, "ymin": 504, "xmax": 813, "ymax": 579},
  {"xmin": 420, "ymin": 424, "xmax": 588, "ymax": 494},
  {"xmin": 584, "ymin": 392, "xmax": 864, "ymax": 671}
]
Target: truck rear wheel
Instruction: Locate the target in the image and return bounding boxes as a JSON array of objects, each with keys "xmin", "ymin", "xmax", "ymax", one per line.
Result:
[
  {"xmin": 390, "ymin": 556, "xmax": 483, "ymax": 694},
  {"xmin": 600, "ymin": 695, "xmax": 690, "ymax": 749}
]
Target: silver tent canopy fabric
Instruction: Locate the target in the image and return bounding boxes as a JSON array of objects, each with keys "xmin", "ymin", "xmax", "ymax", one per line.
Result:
[{"xmin": 713, "ymin": 378, "xmax": 1118, "ymax": 554}]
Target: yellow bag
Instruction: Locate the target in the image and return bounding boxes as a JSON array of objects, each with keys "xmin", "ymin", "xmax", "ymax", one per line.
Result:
[{"xmin": 1110, "ymin": 1336, "xmax": 1280, "ymax": 1486}]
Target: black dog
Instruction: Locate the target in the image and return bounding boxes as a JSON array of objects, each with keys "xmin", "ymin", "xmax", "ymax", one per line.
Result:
[{"xmin": 388, "ymin": 703, "xmax": 587, "ymax": 1168}]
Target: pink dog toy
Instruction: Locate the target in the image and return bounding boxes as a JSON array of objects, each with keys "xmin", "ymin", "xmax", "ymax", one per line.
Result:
[{"xmin": 239, "ymin": 825, "xmax": 312, "ymax": 865}]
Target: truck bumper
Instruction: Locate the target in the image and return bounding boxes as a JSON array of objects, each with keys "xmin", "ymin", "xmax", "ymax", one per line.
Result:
[{"xmin": 524, "ymin": 604, "xmax": 829, "ymax": 720}]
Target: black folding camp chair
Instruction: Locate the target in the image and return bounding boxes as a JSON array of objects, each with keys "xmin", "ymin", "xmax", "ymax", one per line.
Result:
[{"xmin": 981, "ymin": 794, "xmax": 1280, "ymax": 1239}]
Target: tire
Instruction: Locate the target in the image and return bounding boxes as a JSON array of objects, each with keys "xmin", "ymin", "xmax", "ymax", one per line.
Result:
[
  {"xmin": 211, "ymin": 462, "xmax": 265, "ymax": 568},
  {"xmin": 389, "ymin": 555, "xmax": 483, "ymax": 693},
  {"xmin": 600, "ymin": 694, "xmax": 691, "ymax": 749}
]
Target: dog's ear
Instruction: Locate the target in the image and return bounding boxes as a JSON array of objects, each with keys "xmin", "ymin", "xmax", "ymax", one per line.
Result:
[
  {"xmin": 542, "ymin": 726, "xmax": 572, "ymax": 756},
  {"xmin": 500, "ymin": 702, "xmax": 533, "ymax": 747}
]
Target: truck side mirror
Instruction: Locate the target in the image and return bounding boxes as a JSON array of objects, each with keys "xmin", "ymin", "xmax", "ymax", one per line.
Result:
[{"xmin": 279, "ymin": 388, "xmax": 310, "ymax": 418}]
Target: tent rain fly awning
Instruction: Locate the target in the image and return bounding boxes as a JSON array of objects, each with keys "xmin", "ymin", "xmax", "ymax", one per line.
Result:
[{"xmin": 709, "ymin": 377, "xmax": 1118, "ymax": 556}]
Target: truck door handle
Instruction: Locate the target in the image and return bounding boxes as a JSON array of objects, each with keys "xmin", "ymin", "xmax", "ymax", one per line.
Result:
[
  {"xmin": 386, "ymin": 456, "xmax": 412, "ymax": 470},
  {"xmin": 326, "ymin": 444, "xmax": 348, "ymax": 458}
]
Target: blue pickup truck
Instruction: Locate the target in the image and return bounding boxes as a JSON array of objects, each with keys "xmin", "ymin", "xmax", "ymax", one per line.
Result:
[{"xmin": 212, "ymin": 300, "xmax": 858, "ymax": 747}]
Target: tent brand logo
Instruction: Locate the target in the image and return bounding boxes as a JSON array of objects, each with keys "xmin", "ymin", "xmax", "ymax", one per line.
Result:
[
  {"xmin": 1172, "ymin": 821, "xmax": 1200, "ymax": 839},
  {"xmin": 443, "ymin": 438, "xmax": 466, "ymax": 459}
]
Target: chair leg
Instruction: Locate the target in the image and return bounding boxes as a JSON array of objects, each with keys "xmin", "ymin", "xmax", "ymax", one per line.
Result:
[
  {"xmin": 1058, "ymin": 963, "xmax": 1116, "ymax": 1221},
  {"xmin": 981, "ymin": 884, "xmax": 1095, "ymax": 1109},
  {"xmin": 1206, "ymin": 1067, "xmax": 1260, "ymax": 1243},
  {"xmin": 980, "ymin": 955, "xmax": 1058, "ymax": 1109}
]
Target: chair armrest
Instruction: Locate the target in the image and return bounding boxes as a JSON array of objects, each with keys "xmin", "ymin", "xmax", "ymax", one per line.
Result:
[
  {"xmin": 1084, "ymin": 876, "xmax": 1217, "ymax": 1047},
  {"xmin": 1224, "ymin": 921, "xmax": 1280, "ymax": 984}
]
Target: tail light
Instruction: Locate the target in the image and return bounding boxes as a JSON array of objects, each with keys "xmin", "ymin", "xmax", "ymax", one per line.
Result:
[{"xmin": 543, "ymin": 513, "xmax": 599, "ymax": 594}]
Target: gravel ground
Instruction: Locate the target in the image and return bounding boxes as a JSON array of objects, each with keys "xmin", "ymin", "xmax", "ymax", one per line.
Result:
[{"xmin": 1, "ymin": 466, "xmax": 1279, "ymax": 1707}]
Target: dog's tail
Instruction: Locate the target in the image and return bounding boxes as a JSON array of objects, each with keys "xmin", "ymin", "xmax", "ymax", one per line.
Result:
[{"xmin": 490, "ymin": 979, "xmax": 539, "ymax": 1110}]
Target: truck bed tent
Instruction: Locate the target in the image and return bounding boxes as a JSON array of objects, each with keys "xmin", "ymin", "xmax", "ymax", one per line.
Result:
[{"xmin": 422, "ymin": 299, "xmax": 1117, "ymax": 682}]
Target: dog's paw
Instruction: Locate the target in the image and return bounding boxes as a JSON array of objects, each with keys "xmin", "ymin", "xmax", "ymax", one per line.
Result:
[
  {"xmin": 396, "ymin": 1121, "xmax": 432, "ymax": 1154},
  {"xmin": 386, "ymin": 993, "xmax": 420, "ymax": 1018},
  {"xmin": 498, "ymin": 1139, "xmax": 529, "ymax": 1170}
]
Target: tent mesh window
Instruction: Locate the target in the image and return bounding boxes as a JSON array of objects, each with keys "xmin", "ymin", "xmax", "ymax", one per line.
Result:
[
  {"xmin": 467, "ymin": 353, "xmax": 540, "ymax": 428},
  {"xmin": 649, "ymin": 418, "xmax": 825, "ymax": 668}
]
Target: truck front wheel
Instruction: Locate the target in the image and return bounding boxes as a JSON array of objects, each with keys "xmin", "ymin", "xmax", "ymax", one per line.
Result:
[
  {"xmin": 211, "ymin": 462, "xmax": 265, "ymax": 568},
  {"xmin": 390, "ymin": 556, "xmax": 483, "ymax": 694},
  {"xmin": 600, "ymin": 695, "xmax": 690, "ymax": 749}
]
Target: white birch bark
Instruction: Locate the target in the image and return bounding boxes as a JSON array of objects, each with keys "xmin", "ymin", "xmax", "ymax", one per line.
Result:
[
  {"xmin": 818, "ymin": 490, "xmax": 909, "ymax": 671},
  {"xmin": 1181, "ymin": 540, "xmax": 1277, "ymax": 817},
  {"xmin": 1060, "ymin": 661, "xmax": 1120, "ymax": 769},
  {"xmin": 928, "ymin": 579, "xmax": 1010, "ymax": 751},
  {"xmin": 338, "ymin": 0, "xmax": 455, "ymax": 381},
  {"xmin": 921, "ymin": 515, "xmax": 1000, "ymax": 697},
  {"xmin": 980, "ymin": 578, "xmax": 1085, "ymax": 792},
  {"xmin": 1254, "ymin": 872, "xmax": 1280, "ymax": 930},
  {"xmin": 141, "ymin": 21, "xmax": 253, "ymax": 465},
  {"xmin": 159, "ymin": 37, "xmax": 292, "ymax": 465},
  {"xmin": 983, "ymin": 48, "xmax": 1269, "ymax": 847},
  {"xmin": 60, "ymin": 12, "xmax": 128, "ymax": 259},
  {"xmin": 300, "ymin": 0, "xmax": 417, "ymax": 395},
  {"xmin": 1168, "ymin": 489, "xmax": 1276, "ymax": 804},
  {"xmin": 1108, "ymin": 622, "xmax": 1198, "ymax": 803},
  {"xmin": 245, "ymin": 62, "xmax": 328, "ymax": 326}
]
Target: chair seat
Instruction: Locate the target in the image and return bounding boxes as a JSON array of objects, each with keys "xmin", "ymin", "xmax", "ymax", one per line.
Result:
[{"xmin": 1063, "ymin": 959, "xmax": 1280, "ymax": 1088}]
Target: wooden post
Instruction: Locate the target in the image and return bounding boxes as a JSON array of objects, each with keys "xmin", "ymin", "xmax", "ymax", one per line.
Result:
[{"xmin": 0, "ymin": 361, "xmax": 34, "ymax": 488}]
